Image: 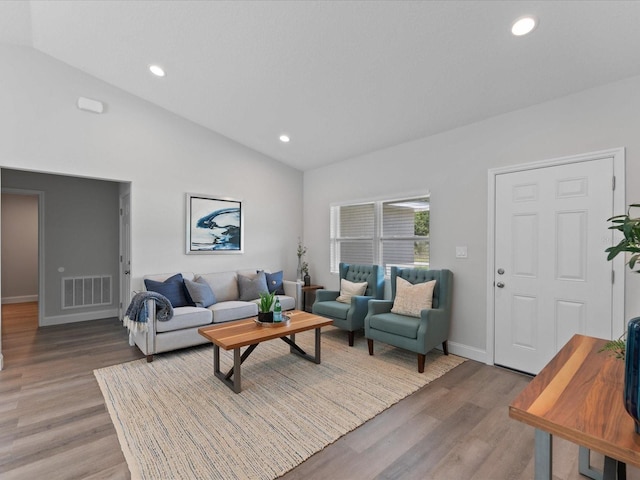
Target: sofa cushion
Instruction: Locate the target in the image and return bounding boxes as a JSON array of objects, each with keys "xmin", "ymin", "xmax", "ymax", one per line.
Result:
[
  {"xmin": 184, "ymin": 277, "xmax": 217, "ymax": 308},
  {"xmin": 391, "ymin": 277, "xmax": 435, "ymax": 318},
  {"xmin": 336, "ymin": 279, "xmax": 367, "ymax": 304},
  {"xmin": 144, "ymin": 273, "xmax": 193, "ymax": 308},
  {"xmin": 199, "ymin": 271, "xmax": 239, "ymax": 302},
  {"xmin": 259, "ymin": 270, "xmax": 285, "ymax": 295},
  {"xmin": 209, "ymin": 301, "xmax": 258, "ymax": 323},
  {"xmin": 155, "ymin": 306, "xmax": 212, "ymax": 333},
  {"xmin": 238, "ymin": 271, "xmax": 269, "ymax": 301}
]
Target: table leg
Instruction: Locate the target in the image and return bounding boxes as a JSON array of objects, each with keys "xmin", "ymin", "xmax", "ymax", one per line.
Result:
[
  {"xmin": 579, "ymin": 447, "xmax": 626, "ymax": 480},
  {"xmin": 580, "ymin": 447, "xmax": 603, "ymax": 480},
  {"xmin": 314, "ymin": 326, "xmax": 321, "ymax": 363},
  {"xmin": 231, "ymin": 348, "xmax": 241, "ymax": 393},
  {"xmin": 213, "ymin": 344, "xmax": 258, "ymax": 394},
  {"xmin": 281, "ymin": 328, "xmax": 322, "ymax": 364},
  {"xmin": 535, "ymin": 429, "xmax": 552, "ymax": 480},
  {"xmin": 603, "ymin": 456, "xmax": 626, "ymax": 480},
  {"xmin": 213, "ymin": 344, "xmax": 220, "ymax": 375}
]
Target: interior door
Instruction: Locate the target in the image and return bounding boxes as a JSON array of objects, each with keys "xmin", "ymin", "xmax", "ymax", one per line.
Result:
[
  {"xmin": 494, "ymin": 158, "xmax": 615, "ymax": 374},
  {"xmin": 119, "ymin": 193, "xmax": 131, "ymax": 318}
]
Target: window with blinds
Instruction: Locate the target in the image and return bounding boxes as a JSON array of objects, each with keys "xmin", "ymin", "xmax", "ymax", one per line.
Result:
[{"xmin": 330, "ymin": 195, "xmax": 429, "ymax": 275}]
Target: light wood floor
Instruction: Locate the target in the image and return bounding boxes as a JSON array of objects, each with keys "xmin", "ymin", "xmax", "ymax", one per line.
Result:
[{"xmin": 1, "ymin": 302, "xmax": 638, "ymax": 479}]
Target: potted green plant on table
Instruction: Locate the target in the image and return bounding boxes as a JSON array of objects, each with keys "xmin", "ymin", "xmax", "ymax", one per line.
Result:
[{"xmin": 258, "ymin": 291, "xmax": 276, "ymax": 323}]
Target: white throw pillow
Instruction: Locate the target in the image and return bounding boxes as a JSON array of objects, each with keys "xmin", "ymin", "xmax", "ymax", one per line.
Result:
[
  {"xmin": 391, "ymin": 277, "xmax": 436, "ymax": 317},
  {"xmin": 336, "ymin": 279, "xmax": 368, "ymax": 304}
]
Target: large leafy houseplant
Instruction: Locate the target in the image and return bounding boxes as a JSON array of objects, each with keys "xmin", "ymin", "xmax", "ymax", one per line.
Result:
[
  {"xmin": 601, "ymin": 204, "xmax": 640, "ymax": 359},
  {"xmin": 606, "ymin": 204, "xmax": 640, "ymax": 271}
]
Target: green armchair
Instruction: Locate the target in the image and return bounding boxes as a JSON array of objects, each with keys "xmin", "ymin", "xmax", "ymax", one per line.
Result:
[
  {"xmin": 312, "ymin": 263, "xmax": 384, "ymax": 346},
  {"xmin": 365, "ymin": 267, "xmax": 453, "ymax": 372}
]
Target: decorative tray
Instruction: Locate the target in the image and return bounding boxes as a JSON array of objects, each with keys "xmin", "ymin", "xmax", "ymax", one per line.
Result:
[{"xmin": 254, "ymin": 314, "xmax": 290, "ymax": 327}]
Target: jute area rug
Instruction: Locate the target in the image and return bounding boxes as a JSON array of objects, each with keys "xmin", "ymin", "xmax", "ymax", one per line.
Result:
[{"xmin": 94, "ymin": 326, "xmax": 465, "ymax": 480}]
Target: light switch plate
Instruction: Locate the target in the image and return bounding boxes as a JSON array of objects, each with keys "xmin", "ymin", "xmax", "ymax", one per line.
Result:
[{"xmin": 456, "ymin": 246, "xmax": 468, "ymax": 258}]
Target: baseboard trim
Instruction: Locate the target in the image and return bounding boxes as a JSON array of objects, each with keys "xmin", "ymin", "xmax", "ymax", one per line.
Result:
[
  {"xmin": 2, "ymin": 295, "xmax": 39, "ymax": 304},
  {"xmin": 42, "ymin": 308, "xmax": 119, "ymax": 326},
  {"xmin": 447, "ymin": 341, "xmax": 488, "ymax": 364}
]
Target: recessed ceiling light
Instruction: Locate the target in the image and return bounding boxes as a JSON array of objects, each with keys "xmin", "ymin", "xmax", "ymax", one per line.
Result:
[
  {"xmin": 511, "ymin": 16, "xmax": 537, "ymax": 36},
  {"xmin": 149, "ymin": 64, "xmax": 166, "ymax": 77},
  {"xmin": 279, "ymin": 134, "xmax": 290, "ymax": 143}
]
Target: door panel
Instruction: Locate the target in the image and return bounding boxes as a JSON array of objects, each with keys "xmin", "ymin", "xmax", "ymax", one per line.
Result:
[{"xmin": 494, "ymin": 158, "xmax": 614, "ymax": 374}]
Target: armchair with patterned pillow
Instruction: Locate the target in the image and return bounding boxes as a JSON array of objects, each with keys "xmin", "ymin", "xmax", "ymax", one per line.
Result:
[
  {"xmin": 312, "ymin": 263, "xmax": 384, "ymax": 346},
  {"xmin": 365, "ymin": 267, "xmax": 453, "ymax": 372}
]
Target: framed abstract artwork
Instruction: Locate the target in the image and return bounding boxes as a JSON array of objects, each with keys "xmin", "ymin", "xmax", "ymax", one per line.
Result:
[{"xmin": 186, "ymin": 193, "xmax": 244, "ymax": 254}]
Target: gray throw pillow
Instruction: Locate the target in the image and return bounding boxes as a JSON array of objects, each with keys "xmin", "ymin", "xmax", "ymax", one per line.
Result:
[
  {"xmin": 238, "ymin": 271, "xmax": 269, "ymax": 301},
  {"xmin": 184, "ymin": 277, "xmax": 217, "ymax": 308}
]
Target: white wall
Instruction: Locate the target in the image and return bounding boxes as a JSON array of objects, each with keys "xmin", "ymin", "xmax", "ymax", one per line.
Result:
[
  {"xmin": 1, "ymin": 193, "xmax": 38, "ymax": 303},
  {"xmin": 304, "ymin": 74, "xmax": 640, "ymax": 362},
  {"xmin": 0, "ymin": 44, "xmax": 303, "ymax": 284},
  {"xmin": 4, "ymin": 41, "xmax": 640, "ymax": 366},
  {"xmin": 0, "ymin": 45, "xmax": 304, "ymax": 365}
]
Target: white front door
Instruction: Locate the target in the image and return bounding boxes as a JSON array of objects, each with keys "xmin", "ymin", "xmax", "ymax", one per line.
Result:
[{"xmin": 494, "ymin": 157, "xmax": 615, "ymax": 374}]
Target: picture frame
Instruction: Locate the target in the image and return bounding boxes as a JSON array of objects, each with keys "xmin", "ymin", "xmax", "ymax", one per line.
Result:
[{"xmin": 186, "ymin": 193, "xmax": 244, "ymax": 254}]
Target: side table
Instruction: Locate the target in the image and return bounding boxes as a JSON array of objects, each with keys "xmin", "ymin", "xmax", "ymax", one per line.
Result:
[
  {"xmin": 509, "ymin": 334, "xmax": 639, "ymax": 479},
  {"xmin": 301, "ymin": 284, "xmax": 323, "ymax": 312}
]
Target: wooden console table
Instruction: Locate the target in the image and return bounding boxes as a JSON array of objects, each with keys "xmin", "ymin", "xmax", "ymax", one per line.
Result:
[{"xmin": 509, "ymin": 334, "xmax": 640, "ymax": 480}]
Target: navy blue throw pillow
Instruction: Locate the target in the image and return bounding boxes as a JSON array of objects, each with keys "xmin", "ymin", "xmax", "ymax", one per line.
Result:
[
  {"xmin": 144, "ymin": 273, "xmax": 193, "ymax": 308},
  {"xmin": 259, "ymin": 270, "xmax": 285, "ymax": 295}
]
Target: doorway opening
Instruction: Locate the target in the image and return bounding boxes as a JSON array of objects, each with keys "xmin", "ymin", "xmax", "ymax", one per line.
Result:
[
  {"xmin": 0, "ymin": 168, "xmax": 131, "ymax": 370},
  {"xmin": 1, "ymin": 189, "xmax": 43, "ymax": 319}
]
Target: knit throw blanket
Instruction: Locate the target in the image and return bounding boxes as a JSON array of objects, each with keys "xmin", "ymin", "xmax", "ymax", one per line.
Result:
[{"xmin": 123, "ymin": 291, "xmax": 173, "ymax": 345}]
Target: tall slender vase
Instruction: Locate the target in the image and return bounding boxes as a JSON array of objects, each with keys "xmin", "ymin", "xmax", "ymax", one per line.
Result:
[
  {"xmin": 297, "ymin": 258, "xmax": 302, "ymax": 281},
  {"xmin": 624, "ymin": 316, "xmax": 640, "ymax": 434}
]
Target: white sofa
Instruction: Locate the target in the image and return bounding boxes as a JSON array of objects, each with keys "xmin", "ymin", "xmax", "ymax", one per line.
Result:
[{"xmin": 131, "ymin": 270, "xmax": 301, "ymax": 361}]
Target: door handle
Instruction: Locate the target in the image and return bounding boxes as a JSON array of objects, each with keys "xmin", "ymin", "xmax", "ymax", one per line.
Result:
[
  {"xmin": 496, "ymin": 282, "xmax": 505, "ymax": 288},
  {"xmin": 124, "ymin": 270, "xmax": 131, "ymax": 275}
]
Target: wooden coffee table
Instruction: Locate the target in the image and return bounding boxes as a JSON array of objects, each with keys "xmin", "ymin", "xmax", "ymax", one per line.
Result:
[{"xmin": 198, "ymin": 310, "xmax": 333, "ymax": 393}]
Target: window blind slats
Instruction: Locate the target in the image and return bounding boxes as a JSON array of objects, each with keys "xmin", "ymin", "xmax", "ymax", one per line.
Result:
[{"xmin": 330, "ymin": 196, "xmax": 429, "ymax": 274}]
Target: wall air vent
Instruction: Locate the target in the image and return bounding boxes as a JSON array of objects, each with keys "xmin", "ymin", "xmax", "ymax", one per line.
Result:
[{"xmin": 62, "ymin": 275, "xmax": 112, "ymax": 309}]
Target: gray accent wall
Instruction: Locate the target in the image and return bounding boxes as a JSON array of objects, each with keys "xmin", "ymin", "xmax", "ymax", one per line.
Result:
[{"xmin": 2, "ymin": 170, "xmax": 120, "ymax": 322}]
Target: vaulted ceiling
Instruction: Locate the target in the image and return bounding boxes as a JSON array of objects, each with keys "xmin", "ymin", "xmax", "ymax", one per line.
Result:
[{"xmin": 3, "ymin": 1, "xmax": 640, "ymax": 171}]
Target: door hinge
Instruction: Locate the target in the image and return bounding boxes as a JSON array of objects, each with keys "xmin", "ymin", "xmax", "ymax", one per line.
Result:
[
  {"xmin": 120, "ymin": 208, "xmax": 123, "ymax": 215},
  {"xmin": 120, "ymin": 255, "xmax": 123, "ymax": 262},
  {"xmin": 612, "ymin": 270, "xmax": 615, "ymax": 284},
  {"xmin": 612, "ymin": 176, "xmax": 616, "ymax": 191}
]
